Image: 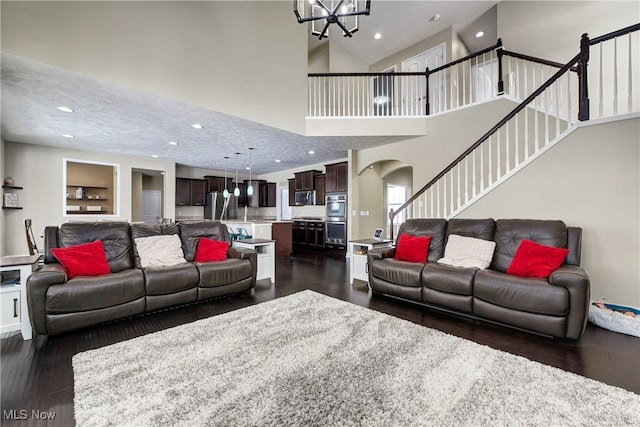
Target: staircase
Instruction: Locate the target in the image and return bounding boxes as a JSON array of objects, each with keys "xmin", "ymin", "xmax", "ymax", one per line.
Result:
[{"xmin": 381, "ymin": 23, "xmax": 639, "ymax": 236}]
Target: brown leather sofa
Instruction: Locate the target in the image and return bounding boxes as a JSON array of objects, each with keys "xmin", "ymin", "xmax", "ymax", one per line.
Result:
[
  {"xmin": 367, "ymin": 219, "xmax": 590, "ymax": 339},
  {"xmin": 27, "ymin": 221, "xmax": 257, "ymax": 336}
]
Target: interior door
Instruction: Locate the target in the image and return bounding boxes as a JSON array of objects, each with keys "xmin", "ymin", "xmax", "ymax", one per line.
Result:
[
  {"xmin": 142, "ymin": 190, "xmax": 162, "ymax": 224},
  {"xmin": 402, "ymin": 43, "xmax": 445, "ymax": 114}
]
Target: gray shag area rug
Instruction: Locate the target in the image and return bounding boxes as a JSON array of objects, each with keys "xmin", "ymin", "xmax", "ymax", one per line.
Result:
[{"xmin": 73, "ymin": 290, "xmax": 640, "ymax": 426}]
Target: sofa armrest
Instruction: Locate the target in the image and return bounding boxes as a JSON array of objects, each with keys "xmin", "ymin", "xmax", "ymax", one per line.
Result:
[
  {"xmin": 367, "ymin": 247, "xmax": 396, "ymax": 261},
  {"xmin": 26, "ymin": 264, "xmax": 68, "ymax": 335},
  {"xmin": 227, "ymin": 247, "xmax": 258, "ymax": 288},
  {"xmin": 549, "ymin": 265, "xmax": 590, "ymax": 339}
]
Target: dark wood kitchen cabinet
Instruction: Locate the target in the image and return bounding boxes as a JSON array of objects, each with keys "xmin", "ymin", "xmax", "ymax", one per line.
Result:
[
  {"xmin": 190, "ymin": 179, "xmax": 207, "ymax": 206},
  {"xmin": 271, "ymin": 222, "xmax": 293, "ymax": 259},
  {"xmin": 175, "ymin": 178, "xmax": 206, "ymax": 206},
  {"xmin": 236, "ymin": 182, "xmax": 248, "ymax": 207},
  {"xmin": 314, "ymin": 174, "xmax": 325, "ymax": 205},
  {"xmin": 294, "ymin": 170, "xmax": 322, "ymax": 191},
  {"xmin": 204, "ymin": 175, "xmax": 233, "ymax": 193},
  {"xmin": 176, "ymin": 178, "xmax": 191, "ymax": 206},
  {"xmin": 325, "ymin": 161, "xmax": 348, "ymax": 193},
  {"xmin": 259, "ymin": 182, "xmax": 277, "ymax": 207},
  {"xmin": 288, "ymin": 179, "xmax": 296, "ymax": 206}
]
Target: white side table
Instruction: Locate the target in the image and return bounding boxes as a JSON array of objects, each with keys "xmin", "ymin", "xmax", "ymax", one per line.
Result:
[
  {"xmin": 0, "ymin": 254, "xmax": 41, "ymax": 340},
  {"xmin": 232, "ymin": 239, "xmax": 276, "ymax": 284},
  {"xmin": 349, "ymin": 239, "xmax": 393, "ymax": 285}
]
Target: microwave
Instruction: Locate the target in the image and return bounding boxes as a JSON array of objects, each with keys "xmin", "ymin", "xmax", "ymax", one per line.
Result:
[{"xmin": 294, "ymin": 190, "xmax": 316, "ymax": 206}]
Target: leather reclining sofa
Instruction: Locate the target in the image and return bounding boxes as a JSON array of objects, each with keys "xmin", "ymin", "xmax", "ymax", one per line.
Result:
[
  {"xmin": 367, "ymin": 218, "xmax": 590, "ymax": 339},
  {"xmin": 27, "ymin": 221, "xmax": 257, "ymax": 336}
]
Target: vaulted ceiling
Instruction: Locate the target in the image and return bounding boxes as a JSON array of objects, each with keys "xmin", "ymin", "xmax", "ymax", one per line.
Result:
[{"xmin": 1, "ymin": 1, "xmax": 496, "ymax": 174}]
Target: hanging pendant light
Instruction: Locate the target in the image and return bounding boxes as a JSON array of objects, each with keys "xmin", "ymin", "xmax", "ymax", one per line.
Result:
[
  {"xmin": 234, "ymin": 152, "xmax": 241, "ymax": 197},
  {"xmin": 223, "ymin": 156, "xmax": 230, "ymax": 199},
  {"xmin": 247, "ymin": 147, "xmax": 255, "ymax": 196}
]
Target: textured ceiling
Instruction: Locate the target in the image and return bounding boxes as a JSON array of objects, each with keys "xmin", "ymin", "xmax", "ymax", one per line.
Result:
[
  {"xmin": 0, "ymin": 1, "xmax": 497, "ymax": 176},
  {"xmin": 1, "ymin": 54, "xmax": 410, "ymax": 174}
]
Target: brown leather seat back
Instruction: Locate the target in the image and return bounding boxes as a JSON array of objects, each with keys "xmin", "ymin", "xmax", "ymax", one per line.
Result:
[
  {"xmin": 178, "ymin": 221, "xmax": 230, "ymax": 262},
  {"xmin": 57, "ymin": 222, "xmax": 134, "ymax": 273},
  {"xmin": 492, "ymin": 219, "xmax": 567, "ymax": 272},
  {"xmin": 396, "ymin": 219, "xmax": 447, "ymax": 262}
]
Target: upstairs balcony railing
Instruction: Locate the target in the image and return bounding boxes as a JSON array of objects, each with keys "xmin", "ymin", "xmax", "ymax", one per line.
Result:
[
  {"xmin": 307, "ymin": 39, "xmax": 573, "ymax": 118},
  {"xmin": 387, "ymin": 23, "xmax": 640, "ymax": 238},
  {"xmin": 308, "ymin": 25, "xmax": 639, "ymax": 122}
]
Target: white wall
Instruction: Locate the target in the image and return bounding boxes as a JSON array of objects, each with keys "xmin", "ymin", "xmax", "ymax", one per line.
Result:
[
  {"xmin": 352, "ymin": 98, "xmax": 519, "ymax": 235},
  {"xmin": 2, "ymin": 142, "xmax": 176, "ymax": 255},
  {"xmin": 497, "ymin": 1, "xmax": 640, "ymax": 62},
  {"xmin": 370, "ymin": 26, "xmax": 456, "ymax": 72},
  {"xmin": 309, "ymin": 44, "xmax": 330, "ymax": 73},
  {"xmin": 0, "ymin": 1, "xmax": 308, "ymax": 135},
  {"xmin": 457, "ymin": 117, "xmax": 640, "ymax": 307}
]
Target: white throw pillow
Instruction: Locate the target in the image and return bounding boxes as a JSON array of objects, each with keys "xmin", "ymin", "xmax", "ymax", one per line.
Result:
[
  {"xmin": 134, "ymin": 234, "xmax": 187, "ymax": 268},
  {"xmin": 437, "ymin": 234, "xmax": 496, "ymax": 269}
]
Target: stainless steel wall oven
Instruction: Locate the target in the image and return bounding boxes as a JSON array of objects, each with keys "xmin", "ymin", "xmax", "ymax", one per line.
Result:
[{"xmin": 325, "ymin": 194, "xmax": 347, "ymax": 247}]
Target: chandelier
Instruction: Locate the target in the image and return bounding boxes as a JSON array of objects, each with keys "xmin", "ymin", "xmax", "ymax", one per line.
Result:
[{"xmin": 294, "ymin": 0, "xmax": 371, "ymax": 40}]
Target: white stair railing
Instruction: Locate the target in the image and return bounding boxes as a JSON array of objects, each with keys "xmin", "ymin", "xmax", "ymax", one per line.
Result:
[{"xmin": 389, "ymin": 23, "xmax": 640, "ymax": 237}]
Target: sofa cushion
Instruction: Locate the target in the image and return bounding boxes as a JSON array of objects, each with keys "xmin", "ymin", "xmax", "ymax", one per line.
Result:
[
  {"xmin": 130, "ymin": 223, "xmax": 180, "ymax": 268},
  {"xmin": 422, "ymin": 263, "xmax": 475, "ymax": 296},
  {"xmin": 371, "ymin": 258, "xmax": 424, "ymax": 288},
  {"xmin": 50, "ymin": 240, "xmax": 111, "ymax": 278},
  {"xmin": 195, "ymin": 238, "xmax": 229, "ymax": 262},
  {"xmin": 507, "ymin": 239, "xmax": 570, "ymax": 278},
  {"xmin": 134, "ymin": 235, "xmax": 187, "ymax": 268},
  {"xmin": 492, "ymin": 219, "xmax": 567, "ymax": 273},
  {"xmin": 58, "ymin": 222, "xmax": 134, "ymax": 273},
  {"xmin": 179, "ymin": 221, "xmax": 230, "ymax": 262},
  {"xmin": 144, "ymin": 263, "xmax": 200, "ymax": 295},
  {"xmin": 445, "ymin": 218, "xmax": 495, "ymax": 241},
  {"xmin": 438, "ymin": 234, "xmax": 496, "ymax": 269},
  {"xmin": 196, "ymin": 258, "xmax": 253, "ymax": 288},
  {"xmin": 396, "ymin": 219, "xmax": 447, "ymax": 261},
  {"xmin": 474, "ymin": 269, "xmax": 569, "ymax": 316},
  {"xmin": 395, "ymin": 234, "xmax": 431, "ymax": 263},
  {"xmin": 46, "ymin": 269, "xmax": 145, "ymax": 314}
]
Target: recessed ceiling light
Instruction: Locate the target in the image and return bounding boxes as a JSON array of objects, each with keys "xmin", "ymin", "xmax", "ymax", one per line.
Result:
[
  {"xmin": 374, "ymin": 33, "xmax": 382, "ymax": 40},
  {"xmin": 192, "ymin": 123, "xmax": 204, "ymax": 129},
  {"xmin": 308, "ymin": 150, "xmax": 315, "ymax": 155},
  {"xmin": 475, "ymin": 31, "xmax": 485, "ymax": 38},
  {"xmin": 430, "ymin": 14, "xmax": 440, "ymax": 22},
  {"xmin": 61, "ymin": 134, "xmax": 74, "ymax": 138},
  {"xmin": 57, "ymin": 106, "xmax": 74, "ymax": 113},
  {"xmin": 151, "ymin": 155, "xmax": 159, "ymax": 158},
  {"xmin": 168, "ymin": 141, "xmax": 178, "ymax": 145},
  {"xmin": 245, "ymin": 166, "xmax": 251, "ymax": 170},
  {"xmin": 275, "ymin": 159, "xmax": 281, "ymax": 163}
]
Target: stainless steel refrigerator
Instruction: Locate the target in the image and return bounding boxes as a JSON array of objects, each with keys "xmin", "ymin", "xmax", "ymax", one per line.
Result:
[{"xmin": 204, "ymin": 192, "xmax": 238, "ymax": 220}]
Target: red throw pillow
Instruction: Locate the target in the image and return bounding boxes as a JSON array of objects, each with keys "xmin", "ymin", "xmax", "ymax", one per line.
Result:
[
  {"xmin": 507, "ymin": 239, "xmax": 570, "ymax": 278},
  {"xmin": 195, "ymin": 238, "xmax": 229, "ymax": 262},
  {"xmin": 395, "ymin": 234, "xmax": 432, "ymax": 263},
  {"xmin": 51, "ymin": 240, "xmax": 111, "ymax": 278}
]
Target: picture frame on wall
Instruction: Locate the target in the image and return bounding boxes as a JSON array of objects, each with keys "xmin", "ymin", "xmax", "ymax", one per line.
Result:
[{"xmin": 4, "ymin": 192, "xmax": 18, "ymax": 208}]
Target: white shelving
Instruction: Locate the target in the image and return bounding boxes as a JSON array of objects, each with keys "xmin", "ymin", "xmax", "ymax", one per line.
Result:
[
  {"xmin": 0, "ymin": 254, "xmax": 41, "ymax": 340},
  {"xmin": 349, "ymin": 239, "xmax": 393, "ymax": 285},
  {"xmin": 232, "ymin": 239, "xmax": 276, "ymax": 284}
]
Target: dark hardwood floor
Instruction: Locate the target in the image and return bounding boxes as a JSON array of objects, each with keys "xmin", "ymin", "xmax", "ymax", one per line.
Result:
[{"xmin": 2, "ymin": 253, "xmax": 639, "ymax": 426}]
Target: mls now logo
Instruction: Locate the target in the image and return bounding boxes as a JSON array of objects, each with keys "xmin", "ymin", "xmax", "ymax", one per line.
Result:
[{"xmin": 4, "ymin": 409, "xmax": 56, "ymax": 420}]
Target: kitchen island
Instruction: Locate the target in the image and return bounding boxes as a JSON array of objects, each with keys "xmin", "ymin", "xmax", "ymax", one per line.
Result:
[{"xmin": 223, "ymin": 220, "xmax": 292, "ymax": 259}]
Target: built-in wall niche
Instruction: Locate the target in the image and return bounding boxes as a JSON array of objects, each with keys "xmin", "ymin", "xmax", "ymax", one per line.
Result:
[{"xmin": 63, "ymin": 159, "xmax": 120, "ymax": 216}]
